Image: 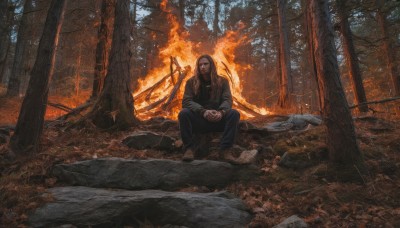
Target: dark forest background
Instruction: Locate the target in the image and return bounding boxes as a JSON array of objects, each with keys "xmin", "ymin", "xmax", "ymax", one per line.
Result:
[{"xmin": 0, "ymin": 0, "xmax": 399, "ymax": 114}]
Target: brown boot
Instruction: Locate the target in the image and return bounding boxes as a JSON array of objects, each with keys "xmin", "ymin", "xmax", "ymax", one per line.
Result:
[
  {"xmin": 182, "ymin": 148, "xmax": 195, "ymax": 162},
  {"xmin": 220, "ymin": 148, "xmax": 240, "ymax": 165}
]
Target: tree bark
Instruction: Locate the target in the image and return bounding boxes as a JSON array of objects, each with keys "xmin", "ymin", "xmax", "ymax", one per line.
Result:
[
  {"xmin": 375, "ymin": 0, "xmax": 400, "ymax": 97},
  {"xmin": 308, "ymin": 0, "xmax": 365, "ymax": 181},
  {"xmin": 178, "ymin": 0, "xmax": 185, "ymax": 26},
  {"xmin": 304, "ymin": 0, "xmax": 322, "ymax": 113},
  {"xmin": 91, "ymin": 0, "xmax": 114, "ymax": 98},
  {"xmin": 89, "ymin": 0, "xmax": 137, "ymax": 129},
  {"xmin": 276, "ymin": 0, "xmax": 292, "ymax": 108},
  {"xmin": 336, "ymin": 0, "xmax": 368, "ymax": 112},
  {"xmin": 10, "ymin": 0, "xmax": 66, "ymax": 154},
  {"xmin": 6, "ymin": 0, "xmax": 34, "ymax": 97},
  {"xmin": 0, "ymin": 0, "xmax": 13, "ymax": 82},
  {"xmin": 75, "ymin": 41, "xmax": 82, "ymax": 96}
]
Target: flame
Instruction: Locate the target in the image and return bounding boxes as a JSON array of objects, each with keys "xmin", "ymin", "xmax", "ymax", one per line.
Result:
[{"xmin": 134, "ymin": 1, "xmax": 269, "ymax": 120}]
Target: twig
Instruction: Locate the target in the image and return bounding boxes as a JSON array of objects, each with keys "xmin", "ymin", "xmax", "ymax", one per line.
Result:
[{"xmin": 354, "ymin": 164, "xmax": 367, "ymax": 185}]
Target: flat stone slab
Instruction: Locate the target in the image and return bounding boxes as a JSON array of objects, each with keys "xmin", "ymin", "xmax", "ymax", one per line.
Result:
[
  {"xmin": 122, "ymin": 131, "xmax": 176, "ymax": 151},
  {"xmin": 52, "ymin": 158, "xmax": 255, "ymax": 190},
  {"xmin": 29, "ymin": 186, "xmax": 252, "ymax": 227}
]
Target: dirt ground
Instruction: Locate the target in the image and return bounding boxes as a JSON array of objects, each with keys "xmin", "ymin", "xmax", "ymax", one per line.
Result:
[{"xmin": 0, "ymin": 96, "xmax": 399, "ymax": 227}]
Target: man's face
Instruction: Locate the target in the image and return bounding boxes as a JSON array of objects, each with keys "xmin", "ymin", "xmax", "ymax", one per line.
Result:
[{"xmin": 198, "ymin": 58, "xmax": 211, "ymax": 76}]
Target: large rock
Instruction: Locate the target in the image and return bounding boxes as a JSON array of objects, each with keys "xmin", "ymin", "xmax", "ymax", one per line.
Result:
[
  {"xmin": 273, "ymin": 215, "xmax": 308, "ymax": 228},
  {"xmin": 265, "ymin": 114, "xmax": 322, "ymax": 132},
  {"xmin": 278, "ymin": 152, "xmax": 314, "ymax": 169},
  {"xmin": 52, "ymin": 158, "xmax": 256, "ymax": 190},
  {"xmin": 29, "ymin": 186, "xmax": 252, "ymax": 227},
  {"xmin": 122, "ymin": 131, "xmax": 176, "ymax": 151}
]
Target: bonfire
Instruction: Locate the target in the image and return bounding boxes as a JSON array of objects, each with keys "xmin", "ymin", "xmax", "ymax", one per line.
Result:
[{"xmin": 133, "ymin": 0, "xmax": 269, "ymax": 120}]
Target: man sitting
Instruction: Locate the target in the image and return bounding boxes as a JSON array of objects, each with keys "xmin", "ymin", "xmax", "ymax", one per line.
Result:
[{"xmin": 178, "ymin": 54, "xmax": 241, "ymax": 164}]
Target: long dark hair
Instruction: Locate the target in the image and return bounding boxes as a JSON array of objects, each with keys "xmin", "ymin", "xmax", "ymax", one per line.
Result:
[{"xmin": 192, "ymin": 54, "xmax": 223, "ymax": 99}]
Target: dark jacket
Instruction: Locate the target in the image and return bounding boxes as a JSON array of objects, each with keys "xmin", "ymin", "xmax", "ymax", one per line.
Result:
[{"xmin": 182, "ymin": 75, "xmax": 232, "ymax": 114}]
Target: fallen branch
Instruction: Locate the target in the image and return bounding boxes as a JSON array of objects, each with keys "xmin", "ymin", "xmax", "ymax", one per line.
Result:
[
  {"xmin": 55, "ymin": 101, "xmax": 93, "ymax": 122},
  {"xmin": 48, "ymin": 102, "xmax": 74, "ymax": 113},
  {"xmin": 349, "ymin": 96, "xmax": 400, "ymax": 109}
]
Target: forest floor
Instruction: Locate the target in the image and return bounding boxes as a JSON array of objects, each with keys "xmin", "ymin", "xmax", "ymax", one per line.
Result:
[{"xmin": 0, "ymin": 95, "xmax": 399, "ymax": 227}]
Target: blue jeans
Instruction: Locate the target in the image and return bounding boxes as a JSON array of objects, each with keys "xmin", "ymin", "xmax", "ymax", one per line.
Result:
[{"xmin": 178, "ymin": 108, "xmax": 240, "ymax": 151}]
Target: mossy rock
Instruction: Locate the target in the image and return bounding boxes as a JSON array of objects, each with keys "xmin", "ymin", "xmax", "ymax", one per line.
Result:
[
  {"xmin": 273, "ymin": 139, "xmax": 291, "ymax": 156},
  {"xmin": 278, "ymin": 151, "xmax": 315, "ymax": 169},
  {"xmin": 277, "ymin": 144, "xmax": 328, "ymax": 169}
]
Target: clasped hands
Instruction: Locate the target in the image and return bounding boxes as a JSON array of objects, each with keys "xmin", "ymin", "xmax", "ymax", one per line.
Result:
[{"xmin": 203, "ymin": 109, "xmax": 223, "ymax": 122}]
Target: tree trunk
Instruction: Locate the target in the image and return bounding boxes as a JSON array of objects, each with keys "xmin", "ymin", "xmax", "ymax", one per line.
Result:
[
  {"xmin": 132, "ymin": 0, "xmax": 137, "ymax": 24},
  {"xmin": 91, "ymin": 0, "xmax": 114, "ymax": 98},
  {"xmin": 308, "ymin": 0, "xmax": 365, "ymax": 181},
  {"xmin": 75, "ymin": 41, "xmax": 82, "ymax": 96},
  {"xmin": 7, "ymin": 0, "xmax": 34, "ymax": 97},
  {"xmin": 89, "ymin": 0, "xmax": 137, "ymax": 129},
  {"xmin": 276, "ymin": 0, "xmax": 292, "ymax": 108},
  {"xmin": 304, "ymin": 0, "xmax": 322, "ymax": 113},
  {"xmin": 375, "ymin": 0, "xmax": 400, "ymax": 97},
  {"xmin": 213, "ymin": 0, "xmax": 220, "ymax": 39},
  {"xmin": 178, "ymin": 0, "xmax": 185, "ymax": 26},
  {"xmin": 10, "ymin": 0, "xmax": 66, "ymax": 155},
  {"xmin": 336, "ymin": 0, "xmax": 368, "ymax": 112},
  {"xmin": 0, "ymin": 0, "xmax": 13, "ymax": 82}
]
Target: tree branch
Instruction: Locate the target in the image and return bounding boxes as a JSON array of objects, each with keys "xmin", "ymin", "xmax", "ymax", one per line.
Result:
[{"xmin": 349, "ymin": 97, "xmax": 400, "ymax": 109}]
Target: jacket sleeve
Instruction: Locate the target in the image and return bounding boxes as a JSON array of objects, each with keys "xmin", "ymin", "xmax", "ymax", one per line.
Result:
[
  {"xmin": 218, "ymin": 78, "xmax": 233, "ymax": 111},
  {"xmin": 182, "ymin": 79, "xmax": 206, "ymax": 114}
]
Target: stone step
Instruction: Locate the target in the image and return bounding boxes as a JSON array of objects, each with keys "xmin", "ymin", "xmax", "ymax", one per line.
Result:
[
  {"xmin": 53, "ymin": 158, "xmax": 257, "ymax": 190},
  {"xmin": 29, "ymin": 186, "xmax": 252, "ymax": 227}
]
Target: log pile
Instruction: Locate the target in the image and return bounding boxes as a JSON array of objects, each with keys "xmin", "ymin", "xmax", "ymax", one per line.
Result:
[{"xmin": 134, "ymin": 56, "xmax": 264, "ymax": 118}]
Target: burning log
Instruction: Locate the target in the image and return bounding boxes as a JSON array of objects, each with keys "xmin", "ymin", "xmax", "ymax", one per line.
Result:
[
  {"xmin": 136, "ymin": 57, "xmax": 190, "ymax": 112},
  {"xmin": 133, "ymin": 69, "xmax": 179, "ymax": 101},
  {"xmin": 162, "ymin": 65, "xmax": 191, "ymax": 110},
  {"xmin": 233, "ymin": 97, "xmax": 262, "ymax": 117},
  {"xmin": 144, "ymin": 97, "xmax": 168, "ymax": 111},
  {"xmin": 135, "ymin": 57, "xmax": 183, "ymax": 101},
  {"xmin": 170, "ymin": 56, "xmax": 176, "ymax": 85},
  {"xmin": 221, "ymin": 61, "xmax": 235, "ymax": 86}
]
